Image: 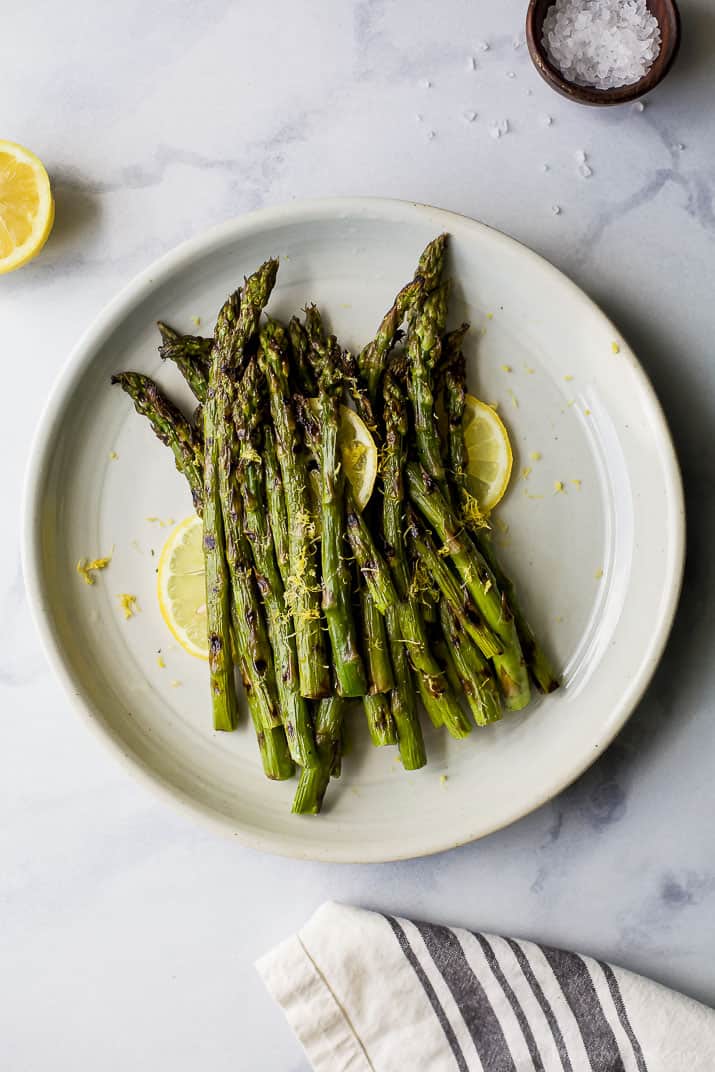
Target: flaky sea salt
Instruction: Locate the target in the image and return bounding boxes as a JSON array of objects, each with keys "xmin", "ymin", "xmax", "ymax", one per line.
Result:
[
  {"xmin": 551, "ymin": 204, "xmax": 562, "ymax": 215},
  {"xmin": 489, "ymin": 119, "xmax": 510, "ymax": 139},
  {"xmin": 543, "ymin": 0, "xmax": 661, "ymax": 90},
  {"xmin": 464, "ymin": 110, "xmax": 478, "ymax": 122}
]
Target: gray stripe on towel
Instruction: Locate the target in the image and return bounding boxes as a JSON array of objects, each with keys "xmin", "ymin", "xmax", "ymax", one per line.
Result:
[
  {"xmin": 473, "ymin": 933, "xmax": 546, "ymax": 1071},
  {"xmin": 417, "ymin": 922, "xmax": 517, "ymax": 1072},
  {"xmin": 600, "ymin": 962, "xmax": 649, "ymax": 1072},
  {"xmin": 505, "ymin": 939, "xmax": 574, "ymax": 1072},
  {"xmin": 385, "ymin": 916, "xmax": 469, "ymax": 1072},
  {"xmin": 541, "ymin": 945, "xmax": 626, "ymax": 1072}
]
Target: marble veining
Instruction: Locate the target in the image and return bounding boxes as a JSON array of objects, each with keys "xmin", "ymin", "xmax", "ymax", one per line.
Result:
[{"xmin": 3, "ymin": 1, "xmax": 715, "ymax": 1069}]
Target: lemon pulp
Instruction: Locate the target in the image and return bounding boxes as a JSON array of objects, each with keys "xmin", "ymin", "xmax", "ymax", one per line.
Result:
[
  {"xmin": 0, "ymin": 140, "xmax": 54, "ymax": 274},
  {"xmin": 463, "ymin": 393, "xmax": 513, "ymax": 512},
  {"xmin": 157, "ymin": 516, "xmax": 209, "ymax": 659}
]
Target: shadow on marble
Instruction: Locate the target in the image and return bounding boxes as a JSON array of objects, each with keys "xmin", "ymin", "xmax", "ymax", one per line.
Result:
[
  {"xmin": 670, "ymin": 2, "xmax": 715, "ymax": 84},
  {"xmin": 47, "ymin": 170, "xmax": 103, "ymax": 254},
  {"xmin": 551, "ymin": 285, "xmax": 713, "ymax": 821}
]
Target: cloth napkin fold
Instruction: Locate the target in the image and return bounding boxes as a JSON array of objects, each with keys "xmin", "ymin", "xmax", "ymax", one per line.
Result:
[{"xmin": 256, "ymin": 902, "xmax": 714, "ymax": 1072}]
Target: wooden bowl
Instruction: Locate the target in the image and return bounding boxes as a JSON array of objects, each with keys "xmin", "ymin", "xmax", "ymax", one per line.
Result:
[{"xmin": 526, "ymin": 0, "xmax": 681, "ymax": 106}]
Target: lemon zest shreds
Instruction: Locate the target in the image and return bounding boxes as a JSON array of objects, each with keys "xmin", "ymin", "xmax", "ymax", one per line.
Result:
[
  {"xmin": 146, "ymin": 516, "xmax": 175, "ymax": 527},
  {"xmin": 109, "ymin": 450, "xmax": 119, "ymax": 461},
  {"xmin": 410, "ymin": 559, "xmax": 440, "ymax": 604},
  {"xmin": 191, "ymin": 315, "xmax": 201, "ymax": 326},
  {"xmin": 460, "ymin": 490, "xmax": 489, "ymax": 530},
  {"xmin": 284, "ymin": 539, "xmax": 321, "ymax": 617},
  {"xmin": 77, "ymin": 555, "xmax": 112, "ymax": 585},
  {"xmin": 508, "ymin": 390, "xmax": 519, "ymax": 408},
  {"xmin": 554, "ymin": 481, "xmax": 565, "ymax": 494},
  {"xmin": 530, "ymin": 451, "xmax": 542, "ymax": 461},
  {"xmin": 572, "ymin": 479, "xmax": 582, "ymax": 490},
  {"xmin": 240, "ymin": 444, "xmax": 262, "ymax": 466},
  {"xmin": 501, "ymin": 364, "xmax": 512, "ymax": 373},
  {"xmin": 521, "ymin": 466, "xmax": 532, "ymax": 480},
  {"xmin": 564, "ymin": 375, "xmax": 574, "ymax": 382},
  {"xmin": 595, "ymin": 568, "xmax": 604, "ymax": 580},
  {"xmin": 118, "ymin": 593, "xmax": 138, "ymax": 619},
  {"xmin": 157, "ymin": 655, "xmax": 166, "ymax": 669},
  {"xmin": 611, "ymin": 341, "xmax": 620, "ymax": 354}
]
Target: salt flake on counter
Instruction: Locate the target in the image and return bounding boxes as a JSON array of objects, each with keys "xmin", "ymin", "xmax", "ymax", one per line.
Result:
[
  {"xmin": 551, "ymin": 204, "xmax": 562, "ymax": 215},
  {"xmin": 489, "ymin": 119, "xmax": 510, "ymax": 139},
  {"xmin": 463, "ymin": 110, "xmax": 478, "ymax": 122}
]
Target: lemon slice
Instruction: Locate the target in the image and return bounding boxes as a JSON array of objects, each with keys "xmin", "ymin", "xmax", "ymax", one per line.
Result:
[
  {"xmin": 308, "ymin": 400, "xmax": 377, "ymax": 510},
  {"xmin": 0, "ymin": 141, "xmax": 54, "ymax": 274},
  {"xmin": 463, "ymin": 393, "xmax": 513, "ymax": 512},
  {"xmin": 157, "ymin": 515, "xmax": 208, "ymax": 660}
]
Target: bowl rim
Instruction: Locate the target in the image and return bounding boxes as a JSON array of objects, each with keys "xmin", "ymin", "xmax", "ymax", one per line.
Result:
[
  {"xmin": 526, "ymin": 0, "xmax": 682, "ymax": 106},
  {"xmin": 21, "ymin": 196, "xmax": 686, "ymax": 861}
]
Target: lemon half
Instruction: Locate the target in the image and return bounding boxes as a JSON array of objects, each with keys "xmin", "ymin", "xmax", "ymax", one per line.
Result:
[
  {"xmin": 157, "ymin": 515, "xmax": 209, "ymax": 660},
  {"xmin": 463, "ymin": 394, "xmax": 513, "ymax": 512},
  {"xmin": 0, "ymin": 141, "xmax": 54, "ymax": 274}
]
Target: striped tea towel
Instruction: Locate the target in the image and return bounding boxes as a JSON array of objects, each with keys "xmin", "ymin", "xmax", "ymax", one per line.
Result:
[{"xmin": 256, "ymin": 902, "xmax": 715, "ymax": 1071}]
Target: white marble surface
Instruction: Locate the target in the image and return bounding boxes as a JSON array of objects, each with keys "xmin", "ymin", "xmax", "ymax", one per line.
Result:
[{"xmin": 3, "ymin": 1, "xmax": 715, "ymax": 1068}]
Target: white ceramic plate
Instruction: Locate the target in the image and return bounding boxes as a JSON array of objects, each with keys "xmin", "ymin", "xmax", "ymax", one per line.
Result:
[{"xmin": 23, "ymin": 198, "xmax": 684, "ymax": 862}]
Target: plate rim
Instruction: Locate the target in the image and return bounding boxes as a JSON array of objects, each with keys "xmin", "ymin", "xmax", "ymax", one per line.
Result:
[{"xmin": 21, "ymin": 196, "xmax": 686, "ymax": 862}]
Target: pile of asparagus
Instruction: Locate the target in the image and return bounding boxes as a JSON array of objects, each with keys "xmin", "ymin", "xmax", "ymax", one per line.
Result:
[{"xmin": 112, "ymin": 235, "xmax": 558, "ymax": 814}]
